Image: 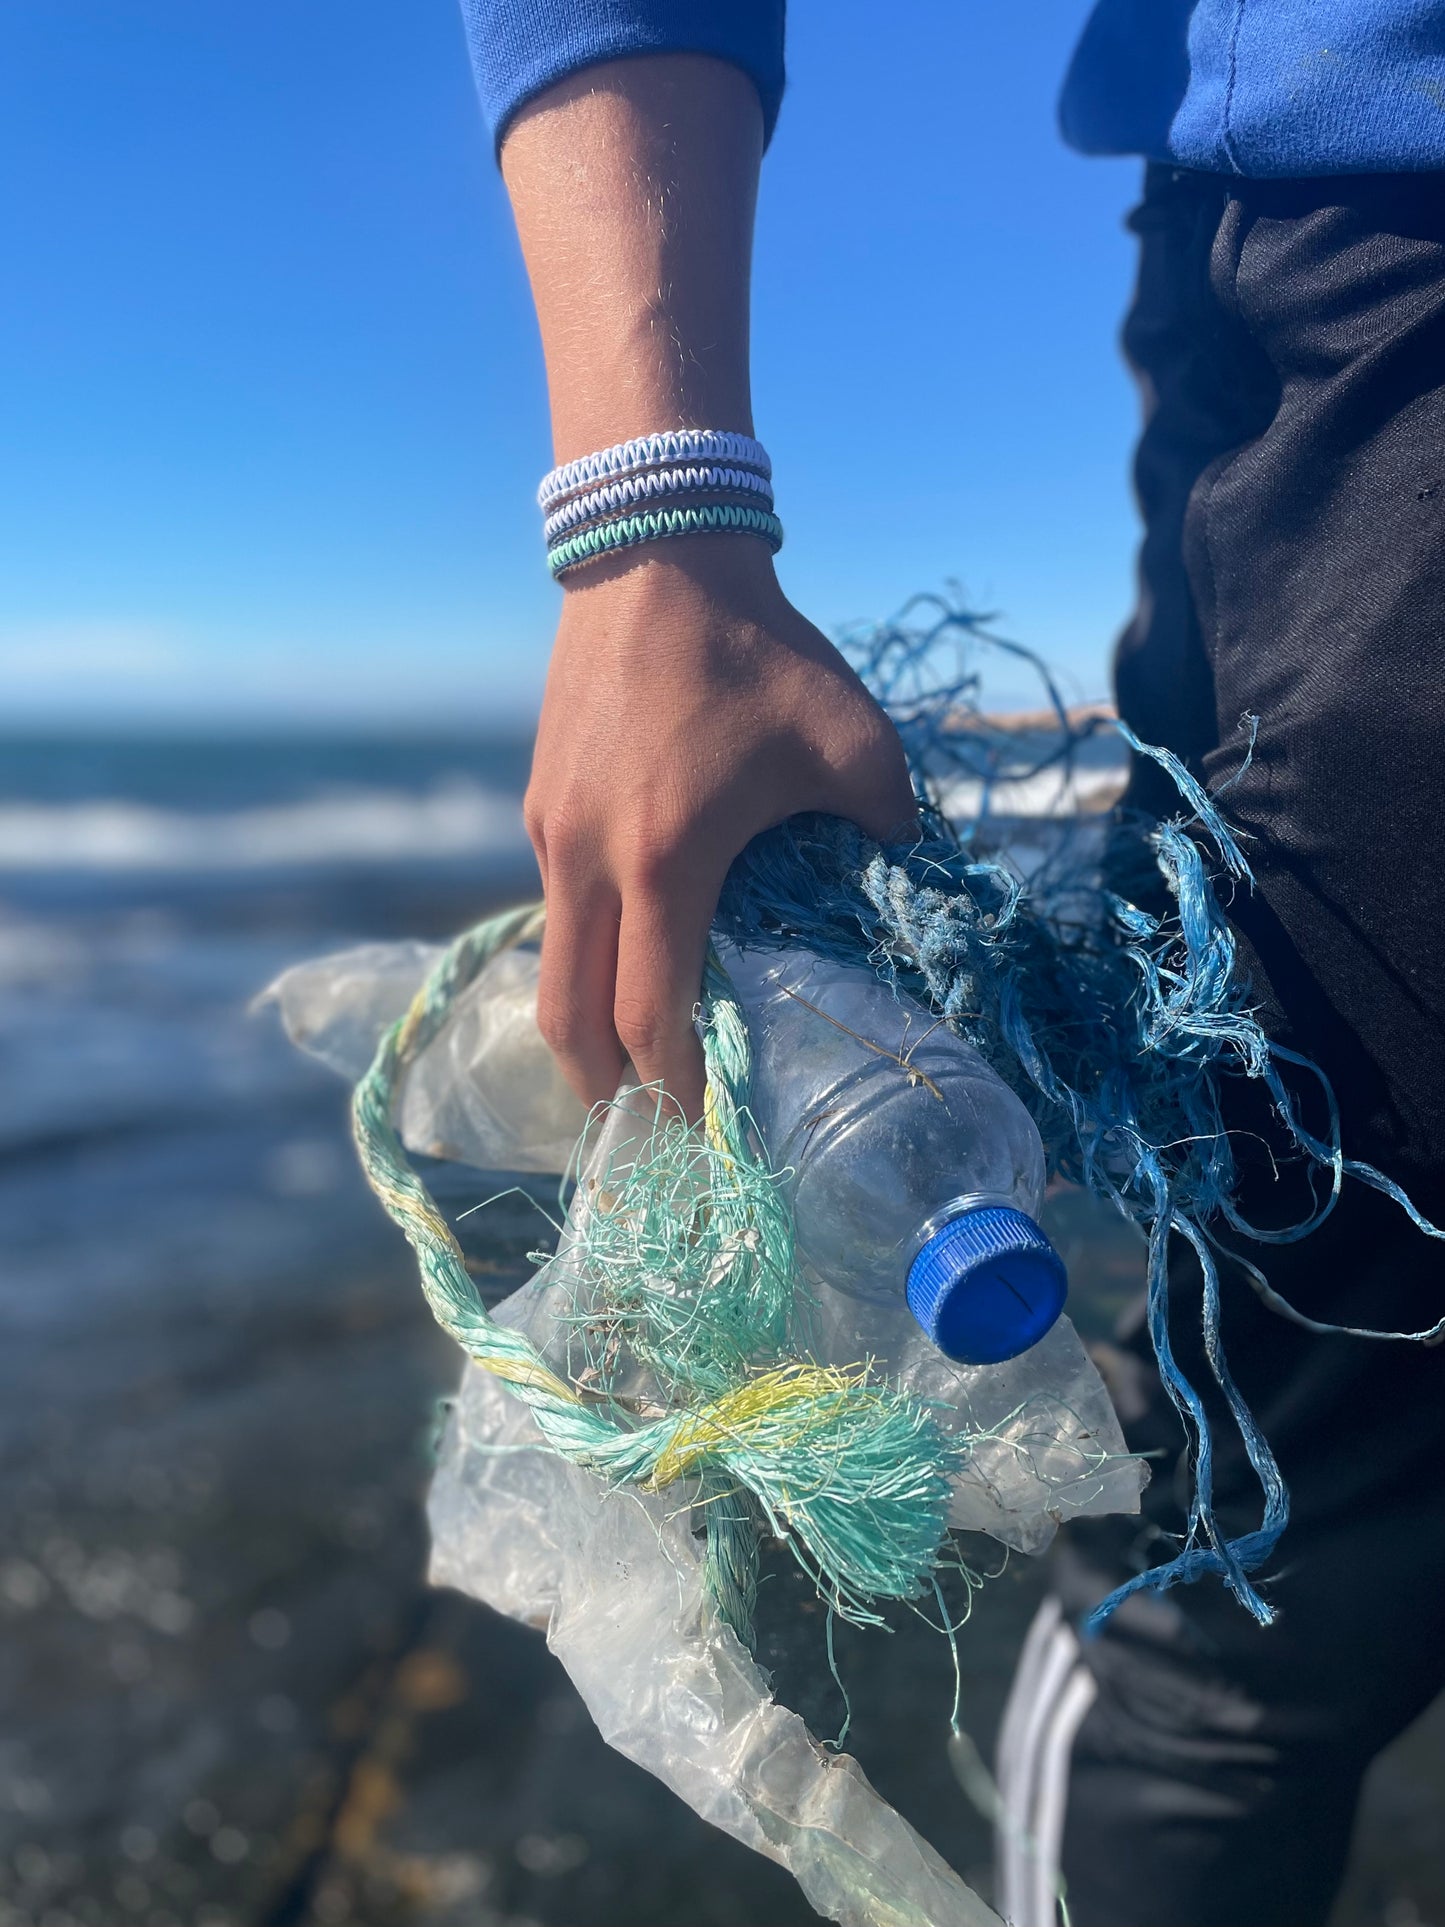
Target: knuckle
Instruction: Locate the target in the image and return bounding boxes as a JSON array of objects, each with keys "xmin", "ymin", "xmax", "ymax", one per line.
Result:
[
  {"xmin": 521, "ymin": 790, "xmax": 546, "ymax": 849},
  {"xmin": 624, "ymin": 850, "xmax": 671, "ymax": 897},
  {"xmin": 525, "ymin": 787, "xmax": 594, "ymax": 869},
  {"xmin": 612, "ymin": 995, "xmax": 670, "ymax": 1062},
  {"xmin": 534, "ymin": 986, "xmax": 584, "ymax": 1056},
  {"xmin": 539, "ymin": 811, "xmax": 586, "ymax": 869},
  {"xmin": 621, "ymin": 822, "xmax": 688, "ymax": 894}
]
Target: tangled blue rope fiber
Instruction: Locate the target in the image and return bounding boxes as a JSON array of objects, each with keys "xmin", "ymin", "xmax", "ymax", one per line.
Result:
[{"xmin": 716, "ymin": 596, "xmax": 1445, "ymax": 1629}]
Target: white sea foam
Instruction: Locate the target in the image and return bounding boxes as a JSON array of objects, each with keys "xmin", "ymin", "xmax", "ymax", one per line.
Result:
[
  {"xmin": 941, "ymin": 762, "xmax": 1126, "ymax": 822},
  {"xmin": 0, "ymin": 755, "xmax": 1122, "ymax": 877},
  {"xmin": 0, "ymin": 779, "xmax": 529, "ymax": 873}
]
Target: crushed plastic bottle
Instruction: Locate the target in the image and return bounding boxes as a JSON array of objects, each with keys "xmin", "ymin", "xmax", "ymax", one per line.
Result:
[
  {"xmin": 270, "ymin": 938, "xmax": 1066, "ymax": 1365},
  {"xmin": 723, "ymin": 945, "xmax": 1067, "ymax": 1365}
]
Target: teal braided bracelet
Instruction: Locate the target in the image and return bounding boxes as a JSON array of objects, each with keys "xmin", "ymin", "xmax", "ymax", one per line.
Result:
[{"xmin": 547, "ymin": 501, "xmax": 784, "ymax": 580}]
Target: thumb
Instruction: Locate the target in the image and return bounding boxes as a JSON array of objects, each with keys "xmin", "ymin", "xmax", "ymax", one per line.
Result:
[{"xmin": 830, "ymin": 728, "xmax": 919, "ymax": 846}]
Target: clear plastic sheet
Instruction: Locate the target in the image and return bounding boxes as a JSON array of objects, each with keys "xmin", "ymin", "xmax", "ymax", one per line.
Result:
[
  {"xmin": 430, "ymin": 1335, "xmax": 1004, "ymax": 1927},
  {"xmin": 266, "ymin": 940, "xmax": 588, "ymax": 1172},
  {"xmin": 805, "ymin": 1291, "xmax": 1147, "ymax": 1553}
]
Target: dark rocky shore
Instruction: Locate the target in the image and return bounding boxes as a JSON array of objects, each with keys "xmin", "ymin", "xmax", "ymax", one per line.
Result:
[{"xmin": 1, "ymin": 858, "xmax": 1440, "ymax": 1927}]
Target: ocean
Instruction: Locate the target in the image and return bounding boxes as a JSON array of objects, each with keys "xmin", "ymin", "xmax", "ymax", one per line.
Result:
[{"xmin": 0, "ymin": 732, "xmax": 536, "ymax": 1162}]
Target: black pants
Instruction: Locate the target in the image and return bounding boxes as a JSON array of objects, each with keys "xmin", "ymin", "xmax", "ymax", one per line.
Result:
[{"xmin": 1000, "ymin": 167, "xmax": 1445, "ymax": 1927}]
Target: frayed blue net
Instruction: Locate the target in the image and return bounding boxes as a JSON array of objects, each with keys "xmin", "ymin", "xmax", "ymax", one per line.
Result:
[{"xmin": 715, "ymin": 595, "xmax": 1445, "ymax": 1628}]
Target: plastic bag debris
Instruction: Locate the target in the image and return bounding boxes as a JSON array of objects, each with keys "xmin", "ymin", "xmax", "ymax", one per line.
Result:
[
  {"xmin": 267, "ymin": 939, "xmax": 587, "ymax": 1172},
  {"xmin": 430, "ymin": 1323, "xmax": 1004, "ymax": 1927},
  {"xmin": 268, "ymin": 935, "xmax": 1145, "ymax": 1924}
]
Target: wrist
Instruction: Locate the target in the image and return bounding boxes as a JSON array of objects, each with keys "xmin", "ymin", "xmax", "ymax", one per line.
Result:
[
  {"xmin": 540, "ymin": 428, "xmax": 780, "ymax": 586},
  {"xmin": 548, "ymin": 396, "xmax": 755, "ymax": 471}
]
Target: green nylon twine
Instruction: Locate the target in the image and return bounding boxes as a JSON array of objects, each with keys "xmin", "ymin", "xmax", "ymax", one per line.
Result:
[{"xmin": 350, "ymin": 900, "xmax": 969, "ymax": 1641}]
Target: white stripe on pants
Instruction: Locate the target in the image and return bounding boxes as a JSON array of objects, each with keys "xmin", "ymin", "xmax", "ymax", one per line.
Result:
[{"xmin": 995, "ymin": 1597, "xmax": 1097, "ymax": 1926}]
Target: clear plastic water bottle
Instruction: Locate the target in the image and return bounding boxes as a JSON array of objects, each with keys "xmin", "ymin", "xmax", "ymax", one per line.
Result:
[
  {"xmin": 271, "ymin": 936, "xmax": 1067, "ymax": 1364},
  {"xmin": 722, "ymin": 945, "xmax": 1067, "ymax": 1365}
]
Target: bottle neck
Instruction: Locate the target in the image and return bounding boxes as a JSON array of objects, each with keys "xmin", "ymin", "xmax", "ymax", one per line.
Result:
[{"xmin": 908, "ymin": 1193, "xmax": 1021, "ymax": 1266}]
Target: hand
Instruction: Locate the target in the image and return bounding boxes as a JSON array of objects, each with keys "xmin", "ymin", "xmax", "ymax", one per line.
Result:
[
  {"xmin": 497, "ymin": 58, "xmax": 913, "ymax": 1116},
  {"xmin": 525, "ymin": 537, "xmax": 917, "ymax": 1121}
]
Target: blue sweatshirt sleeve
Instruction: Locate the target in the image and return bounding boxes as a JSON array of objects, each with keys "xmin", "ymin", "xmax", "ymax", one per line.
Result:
[{"xmin": 459, "ymin": 0, "xmax": 787, "ymax": 154}]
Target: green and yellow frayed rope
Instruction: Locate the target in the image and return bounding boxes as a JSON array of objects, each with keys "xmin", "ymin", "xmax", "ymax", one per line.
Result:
[{"xmin": 350, "ymin": 900, "xmax": 966, "ymax": 1641}]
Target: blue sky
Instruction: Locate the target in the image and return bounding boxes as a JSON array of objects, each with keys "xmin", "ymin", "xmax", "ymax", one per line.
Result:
[{"xmin": 0, "ymin": 1, "xmax": 1143, "ymax": 727}]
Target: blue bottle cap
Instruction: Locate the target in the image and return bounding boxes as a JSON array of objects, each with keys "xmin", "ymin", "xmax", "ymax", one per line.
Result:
[{"xmin": 905, "ymin": 1205, "xmax": 1067, "ymax": 1365}]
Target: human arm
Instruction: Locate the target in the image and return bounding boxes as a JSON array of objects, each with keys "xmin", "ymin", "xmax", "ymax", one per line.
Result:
[{"xmin": 499, "ymin": 53, "xmax": 917, "ymax": 1121}]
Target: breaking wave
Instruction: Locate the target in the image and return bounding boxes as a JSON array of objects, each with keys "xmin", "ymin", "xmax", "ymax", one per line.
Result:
[{"xmin": 0, "ymin": 779, "xmax": 529, "ymax": 873}]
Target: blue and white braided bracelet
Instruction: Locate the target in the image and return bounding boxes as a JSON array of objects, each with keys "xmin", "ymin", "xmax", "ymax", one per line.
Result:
[
  {"xmin": 542, "ymin": 462, "xmax": 774, "ymax": 543},
  {"xmin": 538, "ymin": 429, "xmax": 771, "ymax": 512}
]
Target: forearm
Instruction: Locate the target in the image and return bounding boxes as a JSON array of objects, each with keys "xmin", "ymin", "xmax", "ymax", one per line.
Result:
[
  {"xmin": 500, "ymin": 54, "xmax": 762, "ymax": 464},
  {"xmin": 493, "ymin": 55, "xmax": 912, "ymax": 1117}
]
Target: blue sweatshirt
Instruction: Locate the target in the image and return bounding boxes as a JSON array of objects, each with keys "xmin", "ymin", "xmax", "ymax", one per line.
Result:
[{"xmin": 460, "ymin": 0, "xmax": 1445, "ymax": 177}]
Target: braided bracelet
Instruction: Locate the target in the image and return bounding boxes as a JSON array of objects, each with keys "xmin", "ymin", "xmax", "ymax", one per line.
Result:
[
  {"xmin": 543, "ymin": 462, "xmax": 774, "ymax": 544},
  {"xmin": 547, "ymin": 501, "xmax": 784, "ymax": 580},
  {"xmin": 538, "ymin": 429, "xmax": 770, "ymax": 512}
]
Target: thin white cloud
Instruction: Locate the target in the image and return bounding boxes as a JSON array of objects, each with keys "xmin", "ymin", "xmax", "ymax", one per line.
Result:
[
  {"xmin": 0, "ymin": 621, "xmax": 185, "ymax": 684},
  {"xmin": 0, "ymin": 616, "xmax": 545, "ymax": 726}
]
